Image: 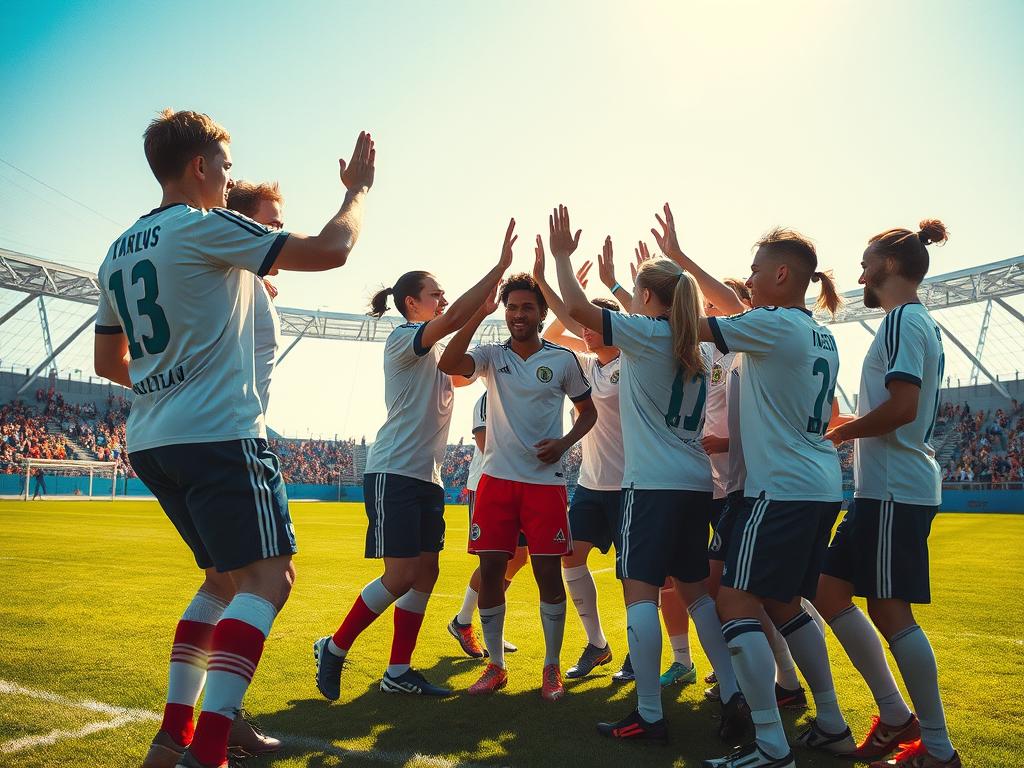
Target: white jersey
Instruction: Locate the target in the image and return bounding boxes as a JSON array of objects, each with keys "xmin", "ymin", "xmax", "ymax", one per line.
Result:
[
  {"xmin": 725, "ymin": 355, "xmax": 746, "ymax": 496},
  {"xmin": 466, "ymin": 392, "xmax": 487, "ymax": 492},
  {"xmin": 468, "ymin": 339, "xmax": 591, "ymax": 485},
  {"xmin": 253, "ymin": 276, "xmax": 281, "ymax": 414},
  {"xmin": 854, "ymin": 303, "xmax": 944, "ymax": 506},
  {"xmin": 601, "ymin": 310, "xmax": 713, "ymax": 492},
  {"xmin": 709, "ymin": 306, "xmax": 842, "ymax": 502},
  {"xmin": 94, "ymin": 204, "xmax": 288, "ymax": 452},
  {"xmin": 364, "ymin": 322, "xmax": 455, "ymax": 486},
  {"xmin": 578, "ymin": 354, "xmax": 625, "ymax": 492},
  {"xmin": 705, "ymin": 348, "xmax": 736, "ymax": 499}
]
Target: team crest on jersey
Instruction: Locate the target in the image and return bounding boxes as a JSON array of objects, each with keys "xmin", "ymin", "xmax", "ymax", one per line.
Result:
[
  {"xmin": 554, "ymin": 529, "xmax": 566, "ymax": 543},
  {"xmin": 610, "ymin": 370, "xmax": 620, "ymax": 384},
  {"xmin": 536, "ymin": 366, "xmax": 553, "ymax": 383},
  {"xmin": 470, "ymin": 524, "xmax": 481, "ymax": 541},
  {"xmin": 711, "ymin": 363, "xmax": 725, "ymax": 385}
]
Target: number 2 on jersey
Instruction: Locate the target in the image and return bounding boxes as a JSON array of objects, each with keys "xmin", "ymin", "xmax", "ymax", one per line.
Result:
[
  {"xmin": 666, "ymin": 368, "xmax": 707, "ymax": 433},
  {"xmin": 108, "ymin": 259, "xmax": 170, "ymax": 360},
  {"xmin": 806, "ymin": 356, "xmax": 835, "ymax": 435}
]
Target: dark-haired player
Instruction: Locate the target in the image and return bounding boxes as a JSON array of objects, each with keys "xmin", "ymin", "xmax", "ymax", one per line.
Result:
[
  {"xmin": 817, "ymin": 220, "xmax": 960, "ymax": 768},
  {"xmin": 439, "ymin": 269, "xmax": 597, "ymax": 701}
]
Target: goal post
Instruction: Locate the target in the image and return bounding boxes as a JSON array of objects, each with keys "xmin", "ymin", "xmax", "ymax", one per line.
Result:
[{"xmin": 22, "ymin": 458, "xmax": 118, "ymax": 501}]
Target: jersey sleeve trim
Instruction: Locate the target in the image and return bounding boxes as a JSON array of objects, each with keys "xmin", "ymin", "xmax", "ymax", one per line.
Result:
[
  {"xmin": 602, "ymin": 308, "xmax": 614, "ymax": 346},
  {"xmin": 884, "ymin": 371, "xmax": 922, "ymax": 388},
  {"xmin": 471, "ymin": 425, "xmax": 486, "ymax": 434},
  {"xmin": 707, "ymin": 317, "xmax": 729, "ymax": 354},
  {"xmin": 569, "ymin": 388, "xmax": 593, "ymax": 403},
  {"xmin": 884, "ymin": 305, "xmax": 907, "ymax": 369},
  {"xmin": 257, "ymin": 233, "xmax": 289, "ymax": 277},
  {"xmin": 412, "ymin": 322, "xmax": 431, "ymax": 357},
  {"xmin": 94, "ymin": 324, "xmax": 124, "ymax": 335}
]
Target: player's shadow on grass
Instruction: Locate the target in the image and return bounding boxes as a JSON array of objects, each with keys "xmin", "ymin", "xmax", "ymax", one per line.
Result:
[{"xmin": 251, "ymin": 657, "xmax": 779, "ymax": 768}]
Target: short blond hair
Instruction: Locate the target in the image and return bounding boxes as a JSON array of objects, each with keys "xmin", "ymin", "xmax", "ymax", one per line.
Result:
[
  {"xmin": 227, "ymin": 181, "xmax": 283, "ymax": 218},
  {"xmin": 143, "ymin": 108, "xmax": 230, "ymax": 183}
]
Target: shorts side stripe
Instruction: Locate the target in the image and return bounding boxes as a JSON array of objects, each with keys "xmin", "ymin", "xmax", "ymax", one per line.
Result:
[
  {"xmin": 620, "ymin": 488, "xmax": 633, "ymax": 579},
  {"xmin": 884, "ymin": 500, "xmax": 894, "ymax": 598},
  {"xmin": 241, "ymin": 439, "xmax": 270, "ymax": 560},
  {"xmin": 246, "ymin": 438, "xmax": 278, "ymax": 557},
  {"xmin": 376, "ymin": 474, "xmax": 387, "ymax": 558},
  {"xmin": 735, "ymin": 497, "xmax": 768, "ymax": 591}
]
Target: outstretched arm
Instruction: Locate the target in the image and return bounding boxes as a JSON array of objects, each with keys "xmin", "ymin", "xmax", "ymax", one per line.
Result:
[
  {"xmin": 597, "ymin": 238, "xmax": 635, "ymax": 309},
  {"xmin": 272, "ymin": 132, "xmax": 376, "ymax": 272},
  {"xmin": 420, "ymin": 219, "xmax": 516, "ymax": 349},
  {"xmin": 547, "ymin": 205, "xmax": 604, "ymax": 334},
  {"xmin": 652, "ymin": 203, "xmax": 744, "ymax": 315},
  {"xmin": 535, "ymin": 235, "xmax": 589, "ymax": 347},
  {"xmin": 437, "ymin": 285, "xmax": 501, "ymax": 378},
  {"xmin": 826, "ymin": 381, "xmax": 920, "ymax": 445}
]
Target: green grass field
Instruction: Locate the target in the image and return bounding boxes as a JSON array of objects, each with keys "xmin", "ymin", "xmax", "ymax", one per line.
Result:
[{"xmin": 1, "ymin": 501, "xmax": 1021, "ymax": 768}]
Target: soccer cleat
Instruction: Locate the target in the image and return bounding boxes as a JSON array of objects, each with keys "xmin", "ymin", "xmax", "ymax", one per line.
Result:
[
  {"xmin": 596, "ymin": 708, "xmax": 669, "ymax": 744},
  {"xmin": 565, "ymin": 643, "xmax": 613, "ymax": 679},
  {"xmin": 380, "ymin": 668, "xmax": 452, "ymax": 696},
  {"xmin": 173, "ymin": 750, "xmax": 230, "ymax": 768},
  {"xmin": 503, "ymin": 638, "xmax": 518, "ymax": 653},
  {"xmin": 718, "ymin": 692, "xmax": 753, "ymax": 745},
  {"xmin": 228, "ymin": 709, "xmax": 281, "ymax": 758},
  {"xmin": 313, "ymin": 635, "xmax": 346, "ymax": 701},
  {"xmin": 705, "ymin": 682, "xmax": 721, "ymax": 701},
  {"xmin": 468, "ymin": 663, "xmax": 508, "ymax": 695},
  {"xmin": 447, "ymin": 616, "xmax": 485, "ymax": 658},
  {"xmin": 774, "ymin": 683, "xmax": 807, "ymax": 710},
  {"xmin": 541, "ymin": 664, "xmax": 565, "ymax": 701},
  {"xmin": 705, "ymin": 670, "xmax": 718, "ymax": 685},
  {"xmin": 793, "ymin": 718, "xmax": 857, "ymax": 755},
  {"xmin": 142, "ymin": 730, "xmax": 186, "ymax": 768},
  {"xmin": 660, "ymin": 661, "xmax": 697, "ymax": 688},
  {"xmin": 611, "ymin": 653, "xmax": 635, "ymax": 683},
  {"xmin": 702, "ymin": 742, "xmax": 795, "ymax": 768},
  {"xmin": 868, "ymin": 738, "xmax": 961, "ymax": 768},
  {"xmin": 846, "ymin": 714, "xmax": 921, "ymax": 760}
]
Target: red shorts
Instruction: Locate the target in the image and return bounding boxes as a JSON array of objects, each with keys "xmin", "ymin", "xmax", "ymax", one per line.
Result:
[{"xmin": 470, "ymin": 475, "xmax": 570, "ymax": 556}]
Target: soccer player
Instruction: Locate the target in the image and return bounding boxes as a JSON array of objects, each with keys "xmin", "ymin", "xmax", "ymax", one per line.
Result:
[
  {"xmin": 95, "ymin": 109, "xmax": 374, "ymax": 768},
  {"xmin": 314, "ymin": 222, "xmax": 516, "ymax": 699},
  {"xmin": 438, "ymin": 262, "xmax": 597, "ymax": 701},
  {"xmin": 226, "ymin": 180, "xmax": 284, "ymax": 414},
  {"xmin": 534, "ymin": 253, "xmax": 623, "ymax": 680},
  {"xmin": 448, "ymin": 391, "xmax": 528, "ymax": 658},
  {"xmin": 685, "ymin": 211, "xmax": 851, "ymax": 768},
  {"xmin": 549, "ymin": 206, "xmax": 742, "ymax": 744},
  {"xmin": 816, "ymin": 220, "xmax": 960, "ymax": 768}
]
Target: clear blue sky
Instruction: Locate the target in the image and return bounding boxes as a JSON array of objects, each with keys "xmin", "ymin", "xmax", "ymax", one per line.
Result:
[{"xmin": 2, "ymin": 0, "xmax": 1022, "ymax": 438}]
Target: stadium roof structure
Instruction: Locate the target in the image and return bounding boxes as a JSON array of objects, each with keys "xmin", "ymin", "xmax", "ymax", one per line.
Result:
[{"xmin": 2, "ymin": 247, "xmax": 1024, "ymax": 400}]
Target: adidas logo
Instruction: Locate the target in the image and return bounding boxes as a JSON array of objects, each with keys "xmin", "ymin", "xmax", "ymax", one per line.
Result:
[
  {"xmin": 554, "ymin": 529, "xmax": 566, "ymax": 543},
  {"xmin": 497, "ymin": 365, "xmax": 512, "ymax": 374}
]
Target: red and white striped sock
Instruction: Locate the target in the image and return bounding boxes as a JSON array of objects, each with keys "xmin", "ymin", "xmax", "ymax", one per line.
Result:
[
  {"xmin": 329, "ymin": 578, "xmax": 398, "ymax": 656},
  {"xmin": 190, "ymin": 593, "xmax": 277, "ymax": 767},
  {"xmin": 160, "ymin": 590, "xmax": 228, "ymax": 747},
  {"xmin": 387, "ymin": 589, "xmax": 430, "ymax": 676}
]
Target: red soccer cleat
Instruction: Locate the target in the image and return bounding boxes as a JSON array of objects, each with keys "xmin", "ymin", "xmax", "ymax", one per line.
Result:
[
  {"xmin": 869, "ymin": 738, "xmax": 962, "ymax": 768},
  {"xmin": 468, "ymin": 663, "xmax": 508, "ymax": 695},
  {"xmin": 846, "ymin": 714, "xmax": 921, "ymax": 760},
  {"xmin": 541, "ymin": 664, "xmax": 565, "ymax": 701}
]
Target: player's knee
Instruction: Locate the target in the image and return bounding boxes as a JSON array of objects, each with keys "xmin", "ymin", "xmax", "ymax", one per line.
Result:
[{"xmin": 866, "ymin": 599, "xmax": 914, "ymax": 639}]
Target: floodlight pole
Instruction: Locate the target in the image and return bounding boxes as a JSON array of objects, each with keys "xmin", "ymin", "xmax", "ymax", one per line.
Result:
[
  {"xmin": 935, "ymin": 321, "xmax": 1011, "ymax": 399},
  {"xmin": 969, "ymin": 299, "xmax": 993, "ymax": 386},
  {"xmin": 16, "ymin": 316, "xmax": 93, "ymax": 395}
]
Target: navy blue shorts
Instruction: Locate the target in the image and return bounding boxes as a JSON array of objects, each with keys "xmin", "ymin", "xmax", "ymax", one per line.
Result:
[
  {"xmin": 722, "ymin": 496, "xmax": 841, "ymax": 603},
  {"xmin": 364, "ymin": 472, "xmax": 445, "ymax": 558},
  {"xmin": 129, "ymin": 438, "xmax": 295, "ymax": 573},
  {"xmin": 468, "ymin": 490, "xmax": 527, "ymax": 548},
  {"xmin": 822, "ymin": 498, "xmax": 937, "ymax": 603},
  {"xmin": 569, "ymin": 486, "xmax": 621, "ymax": 554},
  {"xmin": 616, "ymin": 487, "xmax": 713, "ymax": 587},
  {"xmin": 708, "ymin": 493, "xmax": 740, "ymax": 563}
]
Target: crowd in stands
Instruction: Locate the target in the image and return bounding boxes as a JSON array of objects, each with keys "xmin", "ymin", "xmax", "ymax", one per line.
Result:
[
  {"xmin": 5, "ymin": 388, "xmax": 1024, "ymax": 491},
  {"xmin": 941, "ymin": 399, "xmax": 1024, "ymax": 485}
]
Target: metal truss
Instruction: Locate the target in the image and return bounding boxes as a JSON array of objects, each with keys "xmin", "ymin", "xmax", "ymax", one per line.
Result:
[{"xmin": 0, "ymin": 248, "xmax": 102, "ymax": 305}]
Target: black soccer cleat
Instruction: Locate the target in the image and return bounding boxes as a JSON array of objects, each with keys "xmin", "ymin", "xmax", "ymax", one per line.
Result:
[{"xmin": 596, "ymin": 708, "xmax": 669, "ymax": 744}]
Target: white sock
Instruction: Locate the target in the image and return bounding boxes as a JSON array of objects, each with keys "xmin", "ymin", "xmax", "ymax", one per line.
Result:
[
  {"xmin": 479, "ymin": 603, "xmax": 506, "ymax": 668},
  {"xmin": 626, "ymin": 601, "xmax": 662, "ymax": 723},
  {"xmin": 328, "ymin": 577, "xmax": 398, "ymax": 657},
  {"xmin": 688, "ymin": 594, "xmax": 739, "ymax": 700},
  {"xmin": 765, "ymin": 619, "xmax": 801, "ymax": 690},
  {"xmin": 802, "ymin": 598, "xmax": 827, "ymax": 634},
  {"xmin": 723, "ymin": 618, "xmax": 789, "ymax": 760},
  {"xmin": 669, "ymin": 634, "xmax": 691, "ymax": 667},
  {"xmin": 563, "ymin": 565, "xmax": 607, "ymax": 648},
  {"xmin": 891, "ymin": 625, "xmax": 955, "ymax": 761},
  {"xmin": 539, "ymin": 601, "xmax": 567, "ymax": 666},
  {"xmin": 780, "ymin": 611, "xmax": 847, "ymax": 734},
  {"xmin": 456, "ymin": 586, "xmax": 478, "ymax": 626},
  {"xmin": 830, "ymin": 605, "xmax": 911, "ymax": 725}
]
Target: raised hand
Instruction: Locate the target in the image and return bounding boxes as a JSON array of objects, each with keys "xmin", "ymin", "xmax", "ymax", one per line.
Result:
[
  {"xmin": 549, "ymin": 204, "xmax": 582, "ymax": 260},
  {"xmin": 499, "ymin": 218, "xmax": 517, "ymax": 271},
  {"xmin": 631, "ymin": 240, "xmax": 652, "ymax": 283},
  {"xmin": 533, "ymin": 234, "xmax": 546, "ymax": 282},
  {"xmin": 576, "ymin": 260, "xmax": 592, "ymax": 289},
  {"xmin": 340, "ymin": 131, "xmax": 376, "ymax": 190},
  {"xmin": 482, "ymin": 282, "xmax": 501, "ymax": 315},
  {"xmin": 597, "ymin": 236, "xmax": 617, "ymax": 289},
  {"xmin": 651, "ymin": 202, "xmax": 682, "ymax": 259}
]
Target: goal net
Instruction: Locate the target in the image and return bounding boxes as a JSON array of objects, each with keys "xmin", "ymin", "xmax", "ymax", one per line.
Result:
[{"xmin": 22, "ymin": 458, "xmax": 118, "ymax": 500}]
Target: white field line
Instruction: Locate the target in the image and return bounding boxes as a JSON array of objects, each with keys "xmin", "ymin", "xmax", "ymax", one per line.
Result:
[{"xmin": 0, "ymin": 680, "xmax": 493, "ymax": 766}]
